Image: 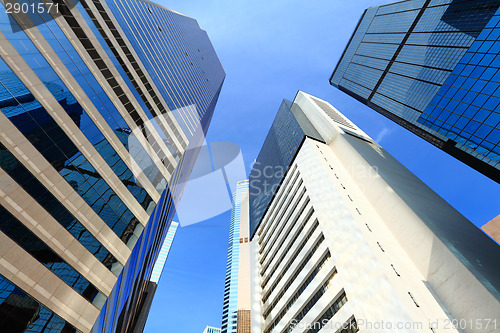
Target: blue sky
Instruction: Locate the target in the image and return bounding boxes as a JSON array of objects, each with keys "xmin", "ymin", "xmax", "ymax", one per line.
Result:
[{"xmin": 144, "ymin": 1, "xmax": 500, "ymax": 332}]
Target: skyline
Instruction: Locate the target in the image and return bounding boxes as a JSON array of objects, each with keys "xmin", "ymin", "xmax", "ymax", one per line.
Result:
[{"xmin": 146, "ymin": 1, "xmax": 500, "ymax": 332}]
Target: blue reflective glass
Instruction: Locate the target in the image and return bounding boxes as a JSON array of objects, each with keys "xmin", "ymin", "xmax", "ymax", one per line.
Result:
[
  {"xmin": 0, "ymin": 142, "xmax": 119, "ymax": 272},
  {"xmin": 485, "ymin": 112, "xmax": 500, "ymax": 127},
  {"xmin": 333, "ymin": 0, "xmax": 500, "ymax": 172},
  {"xmin": 487, "ymin": 128, "xmax": 500, "ymax": 142},
  {"xmin": 4, "ymin": 25, "xmax": 154, "ymax": 211},
  {"xmin": 472, "ymin": 94, "xmax": 489, "ymax": 107},
  {"xmin": 0, "ymin": 274, "xmax": 77, "ymax": 332},
  {"xmin": 0, "ymin": 205, "xmax": 99, "ymax": 303},
  {"xmin": 0, "ymin": 66, "xmax": 137, "ymax": 243},
  {"xmin": 249, "ymin": 100, "xmax": 307, "ymax": 238}
]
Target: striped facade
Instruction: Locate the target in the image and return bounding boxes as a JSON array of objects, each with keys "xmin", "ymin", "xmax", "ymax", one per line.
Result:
[{"xmin": 0, "ymin": 0, "xmax": 224, "ymax": 332}]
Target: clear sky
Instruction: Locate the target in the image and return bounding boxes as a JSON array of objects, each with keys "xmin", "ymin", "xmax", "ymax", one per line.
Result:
[{"xmin": 144, "ymin": 1, "xmax": 500, "ymax": 332}]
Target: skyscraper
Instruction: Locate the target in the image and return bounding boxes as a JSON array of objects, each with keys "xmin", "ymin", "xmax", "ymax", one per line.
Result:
[
  {"xmin": 0, "ymin": 0, "xmax": 224, "ymax": 332},
  {"xmin": 249, "ymin": 91, "xmax": 499, "ymax": 333},
  {"xmin": 330, "ymin": 0, "xmax": 500, "ymax": 182},
  {"xmin": 222, "ymin": 180, "xmax": 251, "ymax": 333}
]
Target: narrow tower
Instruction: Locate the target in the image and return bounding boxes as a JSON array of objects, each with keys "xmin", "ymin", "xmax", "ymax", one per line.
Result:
[{"xmin": 222, "ymin": 180, "xmax": 251, "ymax": 333}]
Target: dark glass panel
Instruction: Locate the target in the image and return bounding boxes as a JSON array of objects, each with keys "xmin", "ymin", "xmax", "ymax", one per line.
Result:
[
  {"xmin": 0, "ymin": 274, "xmax": 77, "ymax": 333},
  {"xmin": 0, "ymin": 205, "xmax": 99, "ymax": 303}
]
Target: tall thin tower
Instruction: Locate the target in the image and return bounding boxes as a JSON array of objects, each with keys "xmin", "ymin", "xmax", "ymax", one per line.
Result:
[{"xmin": 222, "ymin": 180, "xmax": 251, "ymax": 333}]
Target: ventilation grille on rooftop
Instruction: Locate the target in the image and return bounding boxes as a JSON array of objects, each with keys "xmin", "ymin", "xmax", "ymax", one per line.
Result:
[{"xmin": 311, "ymin": 97, "xmax": 355, "ymax": 130}]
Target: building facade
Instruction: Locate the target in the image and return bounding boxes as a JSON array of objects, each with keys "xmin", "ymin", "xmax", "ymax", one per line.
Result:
[
  {"xmin": 330, "ymin": 0, "xmax": 500, "ymax": 182},
  {"xmin": 222, "ymin": 180, "xmax": 251, "ymax": 333},
  {"xmin": 0, "ymin": 0, "xmax": 224, "ymax": 332},
  {"xmin": 249, "ymin": 91, "xmax": 500, "ymax": 333}
]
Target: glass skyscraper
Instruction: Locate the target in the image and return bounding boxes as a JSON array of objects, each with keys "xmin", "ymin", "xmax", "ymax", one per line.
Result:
[
  {"xmin": 249, "ymin": 96, "xmax": 323, "ymax": 239},
  {"xmin": 330, "ymin": 0, "xmax": 500, "ymax": 182},
  {"xmin": 0, "ymin": 0, "xmax": 224, "ymax": 332}
]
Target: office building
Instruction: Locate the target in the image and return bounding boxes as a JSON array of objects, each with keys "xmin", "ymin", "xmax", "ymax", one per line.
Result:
[
  {"xmin": 204, "ymin": 326, "xmax": 222, "ymax": 333},
  {"xmin": 249, "ymin": 91, "xmax": 499, "ymax": 333},
  {"xmin": 222, "ymin": 180, "xmax": 251, "ymax": 333},
  {"xmin": 0, "ymin": 0, "xmax": 224, "ymax": 332},
  {"xmin": 330, "ymin": 0, "xmax": 500, "ymax": 182}
]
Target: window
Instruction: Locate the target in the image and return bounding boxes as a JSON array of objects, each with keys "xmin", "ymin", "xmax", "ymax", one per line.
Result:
[{"xmin": 304, "ymin": 292, "xmax": 349, "ymax": 333}]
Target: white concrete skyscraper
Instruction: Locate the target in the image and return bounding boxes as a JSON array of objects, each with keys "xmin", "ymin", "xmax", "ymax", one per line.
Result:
[{"xmin": 248, "ymin": 92, "xmax": 499, "ymax": 333}]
